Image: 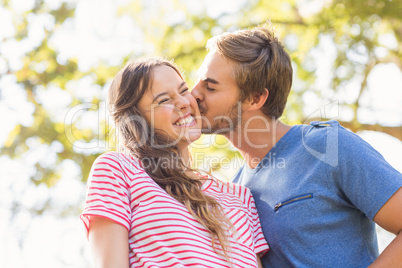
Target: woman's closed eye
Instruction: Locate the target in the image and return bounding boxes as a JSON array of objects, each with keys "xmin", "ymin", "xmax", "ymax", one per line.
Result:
[
  {"xmin": 158, "ymin": 98, "xmax": 170, "ymax": 105},
  {"xmin": 157, "ymin": 88, "xmax": 188, "ymax": 105}
]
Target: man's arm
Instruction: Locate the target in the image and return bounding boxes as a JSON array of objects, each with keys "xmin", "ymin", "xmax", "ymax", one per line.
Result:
[
  {"xmin": 88, "ymin": 216, "xmax": 130, "ymax": 268},
  {"xmin": 370, "ymin": 187, "xmax": 402, "ymax": 267}
]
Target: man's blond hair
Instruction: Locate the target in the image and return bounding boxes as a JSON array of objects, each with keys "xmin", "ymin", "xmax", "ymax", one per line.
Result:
[{"xmin": 206, "ymin": 25, "xmax": 293, "ymax": 119}]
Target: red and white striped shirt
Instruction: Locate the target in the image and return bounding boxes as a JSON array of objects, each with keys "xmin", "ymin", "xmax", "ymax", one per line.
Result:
[{"xmin": 81, "ymin": 151, "xmax": 269, "ymax": 267}]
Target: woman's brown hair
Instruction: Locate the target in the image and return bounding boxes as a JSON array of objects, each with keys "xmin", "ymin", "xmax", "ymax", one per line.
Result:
[{"xmin": 108, "ymin": 57, "xmax": 233, "ymax": 261}]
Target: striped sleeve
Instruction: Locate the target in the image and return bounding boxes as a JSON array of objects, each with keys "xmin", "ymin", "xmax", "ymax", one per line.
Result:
[
  {"xmin": 80, "ymin": 152, "xmax": 131, "ymax": 235},
  {"xmin": 246, "ymin": 188, "xmax": 270, "ymax": 256}
]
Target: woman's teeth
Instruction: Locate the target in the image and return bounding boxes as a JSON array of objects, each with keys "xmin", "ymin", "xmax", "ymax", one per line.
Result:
[{"xmin": 174, "ymin": 116, "xmax": 194, "ymax": 126}]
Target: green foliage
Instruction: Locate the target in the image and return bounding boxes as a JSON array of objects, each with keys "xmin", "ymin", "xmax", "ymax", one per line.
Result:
[{"xmin": 1, "ymin": 0, "xmax": 401, "ymax": 218}]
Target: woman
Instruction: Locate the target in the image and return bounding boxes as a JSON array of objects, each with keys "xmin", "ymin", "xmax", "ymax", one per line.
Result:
[{"xmin": 80, "ymin": 57, "xmax": 269, "ymax": 267}]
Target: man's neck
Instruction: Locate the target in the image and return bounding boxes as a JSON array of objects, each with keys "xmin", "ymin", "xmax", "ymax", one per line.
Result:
[{"xmin": 224, "ymin": 118, "xmax": 292, "ymax": 169}]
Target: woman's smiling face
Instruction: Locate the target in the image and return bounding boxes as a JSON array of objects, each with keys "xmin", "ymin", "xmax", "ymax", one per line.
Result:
[{"xmin": 138, "ymin": 65, "xmax": 202, "ymax": 148}]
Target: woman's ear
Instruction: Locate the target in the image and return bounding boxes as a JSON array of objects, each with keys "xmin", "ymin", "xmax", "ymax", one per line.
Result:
[{"xmin": 247, "ymin": 88, "xmax": 269, "ymax": 112}]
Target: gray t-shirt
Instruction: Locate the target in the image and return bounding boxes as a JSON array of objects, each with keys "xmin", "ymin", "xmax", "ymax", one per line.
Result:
[{"xmin": 232, "ymin": 121, "xmax": 402, "ymax": 267}]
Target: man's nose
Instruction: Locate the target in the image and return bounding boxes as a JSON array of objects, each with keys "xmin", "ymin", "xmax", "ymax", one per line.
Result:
[{"xmin": 191, "ymin": 82, "xmax": 204, "ymax": 102}]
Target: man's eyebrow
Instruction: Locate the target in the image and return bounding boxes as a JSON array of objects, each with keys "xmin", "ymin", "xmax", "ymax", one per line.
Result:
[
  {"xmin": 202, "ymin": 77, "xmax": 219, "ymax": 84},
  {"xmin": 152, "ymin": 81, "xmax": 187, "ymax": 102}
]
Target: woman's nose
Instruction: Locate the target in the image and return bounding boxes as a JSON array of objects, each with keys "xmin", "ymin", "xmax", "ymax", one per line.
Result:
[{"xmin": 176, "ymin": 95, "xmax": 190, "ymax": 111}]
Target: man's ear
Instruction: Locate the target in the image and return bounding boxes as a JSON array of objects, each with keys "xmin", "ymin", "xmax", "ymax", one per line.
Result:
[{"xmin": 247, "ymin": 88, "xmax": 269, "ymax": 112}]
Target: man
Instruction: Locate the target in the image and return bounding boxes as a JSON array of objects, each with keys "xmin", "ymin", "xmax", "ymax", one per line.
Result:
[{"xmin": 191, "ymin": 26, "xmax": 402, "ymax": 267}]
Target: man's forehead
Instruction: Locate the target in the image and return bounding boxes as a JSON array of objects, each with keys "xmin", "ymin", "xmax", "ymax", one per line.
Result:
[
  {"xmin": 196, "ymin": 51, "xmax": 221, "ymax": 79},
  {"xmin": 196, "ymin": 54, "xmax": 211, "ymax": 78}
]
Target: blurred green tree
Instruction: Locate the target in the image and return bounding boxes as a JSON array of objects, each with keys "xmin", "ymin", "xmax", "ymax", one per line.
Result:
[{"xmin": 1, "ymin": 0, "xmax": 401, "ymax": 221}]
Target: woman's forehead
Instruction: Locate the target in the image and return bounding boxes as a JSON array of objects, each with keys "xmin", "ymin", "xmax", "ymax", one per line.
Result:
[{"xmin": 150, "ymin": 66, "xmax": 184, "ymax": 94}]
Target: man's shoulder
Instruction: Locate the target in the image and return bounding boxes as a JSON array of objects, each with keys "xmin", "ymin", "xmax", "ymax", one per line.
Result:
[
  {"xmin": 306, "ymin": 120, "xmax": 378, "ymax": 154},
  {"xmin": 282, "ymin": 120, "xmax": 359, "ymax": 167},
  {"xmin": 272, "ymin": 120, "xmax": 346, "ymax": 151},
  {"xmin": 305, "ymin": 120, "xmax": 356, "ymax": 138},
  {"xmin": 298, "ymin": 120, "xmax": 360, "ymax": 147},
  {"xmin": 303, "ymin": 120, "xmax": 343, "ymax": 137},
  {"xmin": 231, "ymin": 165, "xmax": 245, "ymax": 184}
]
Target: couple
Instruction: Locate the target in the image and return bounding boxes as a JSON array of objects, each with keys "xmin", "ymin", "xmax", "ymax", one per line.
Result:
[{"xmin": 81, "ymin": 26, "xmax": 402, "ymax": 267}]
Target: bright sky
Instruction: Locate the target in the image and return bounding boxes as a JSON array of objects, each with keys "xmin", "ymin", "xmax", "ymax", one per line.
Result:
[{"xmin": 0, "ymin": 0, "xmax": 401, "ymax": 267}]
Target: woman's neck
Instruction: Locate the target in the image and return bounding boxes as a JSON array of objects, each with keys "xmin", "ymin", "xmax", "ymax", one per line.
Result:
[
  {"xmin": 178, "ymin": 145, "xmax": 192, "ymax": 170},
  {"xmin": 178, "ymin": 145, "xmax": 205, "ymax": 181}
]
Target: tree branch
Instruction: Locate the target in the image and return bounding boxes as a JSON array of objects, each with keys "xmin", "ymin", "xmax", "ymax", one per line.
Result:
[
  {"xmin": 339, "ymin": 121, "xmax": 402, "ymax": 141},
  {"xmin": 352, "ymin": 59, "xmax": 377, "ymax": 125}
]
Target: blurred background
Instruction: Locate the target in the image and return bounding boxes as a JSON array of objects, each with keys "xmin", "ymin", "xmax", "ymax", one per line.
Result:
[{"xmin": 0, "ymin": 0, "xmax": 401, "ymax": 267}]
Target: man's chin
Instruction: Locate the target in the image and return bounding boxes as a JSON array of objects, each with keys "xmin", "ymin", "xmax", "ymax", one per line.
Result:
[
  {"xmin": 201, "ymin": 126, "xmax": 228, "ymax": 135},
  {"xmin": 200, "ymin": 128, "xmax": 214, "ymax": 134}
]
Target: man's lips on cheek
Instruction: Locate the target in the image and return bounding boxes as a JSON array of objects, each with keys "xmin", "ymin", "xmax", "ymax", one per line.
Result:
[{"xmin": 197, "ymin": 105, "xmax": 206, "ymax": 114}]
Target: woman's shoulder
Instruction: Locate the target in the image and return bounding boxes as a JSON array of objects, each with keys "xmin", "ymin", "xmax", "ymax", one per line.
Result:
[
  {"xmin": 205, "ymin": 176, "xmax": 252, "ymax": 204},
  {"xmin": 225, "ymin": 180, "xmax": 252, "ymax": 200},
  {"xmin": 92, "ymin": 151, "xmax": 145, "ymax": 175}
]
